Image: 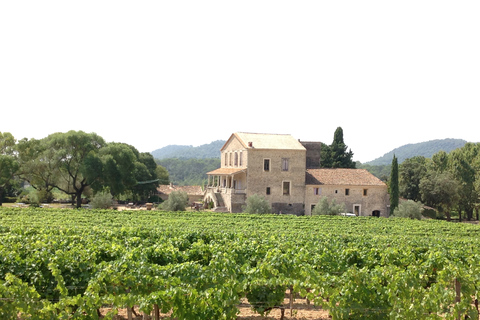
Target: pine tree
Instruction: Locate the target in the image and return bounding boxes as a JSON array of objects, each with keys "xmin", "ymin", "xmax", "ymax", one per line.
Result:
[{"xmin": 389, "ymin": 154, "xmax": 399, "ymax": 216}]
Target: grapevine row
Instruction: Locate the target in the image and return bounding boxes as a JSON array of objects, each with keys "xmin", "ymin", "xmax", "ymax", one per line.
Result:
[{"xmin": 1, "ymin": 207, "xmax": 479, "ymax": 319}]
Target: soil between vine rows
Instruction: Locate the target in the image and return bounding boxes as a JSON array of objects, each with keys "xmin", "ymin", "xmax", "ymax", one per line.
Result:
[{"xmin": 100, "ymin": 298, "xmax": 330, "ymax": 320}]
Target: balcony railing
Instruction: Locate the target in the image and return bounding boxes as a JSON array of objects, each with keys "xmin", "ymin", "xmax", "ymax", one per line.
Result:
[{"xmin": 207, "ymin": 186, "xmax": 246, "ymax": 195}]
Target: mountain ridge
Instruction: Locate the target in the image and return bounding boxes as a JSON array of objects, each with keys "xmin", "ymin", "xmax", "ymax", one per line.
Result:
[
  {"xmin": 365, "ymin": 138, "xmax": 468, "ymax": 165},
  {"xmin": 151, "ymin": 138, "xmax": 470, "ymax": 165},
  {"xmin": 151, "ymin": 140, "xmax": 225, "ymax": 159}
]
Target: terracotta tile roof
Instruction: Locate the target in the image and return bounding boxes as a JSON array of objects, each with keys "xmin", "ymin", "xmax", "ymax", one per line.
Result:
[
  {"xmin": 229, "ymin": 132, "xmax": 306, "ymax": 150},
  {"xmin": 157, "ymin": 184, "xmax": 204, "ymax": 195},
  {"xmin": 306, "ymin": 169, "xmax": 386, "ymax": 186}
]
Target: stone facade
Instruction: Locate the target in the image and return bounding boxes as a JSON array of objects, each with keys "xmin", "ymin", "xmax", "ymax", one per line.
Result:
[
  {"xmin": 305, "ymin": 169, "xmax": 389, "ymax": 216},
  {"xmin": 205, "ymin": 132, "xmax": 389, "ymax": 216}
]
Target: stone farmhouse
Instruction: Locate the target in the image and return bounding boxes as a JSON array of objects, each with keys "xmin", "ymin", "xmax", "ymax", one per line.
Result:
[{"xmin": 204, "ymin": 132, "xmax": 389, "ymax": 216}]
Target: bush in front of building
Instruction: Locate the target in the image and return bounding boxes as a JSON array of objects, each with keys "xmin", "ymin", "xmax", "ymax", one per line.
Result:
[{"xmin": 242, "ymin": 194, "xmax": 272, "ymax": 214}]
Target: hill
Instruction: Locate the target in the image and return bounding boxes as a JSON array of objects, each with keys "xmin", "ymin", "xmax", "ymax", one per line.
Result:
[
  {"xmin": 366, "ymin": 138, "xmax": 467, "ymax": 165},
  {"xmin": 151, "ymin": 140, "xmax": 225, "ymax": 159}
]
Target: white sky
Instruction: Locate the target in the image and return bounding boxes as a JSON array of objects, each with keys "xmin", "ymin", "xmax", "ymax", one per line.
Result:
[{"xmin": 1, "ymin": 1, "xmax": 479, "ymax": 163}]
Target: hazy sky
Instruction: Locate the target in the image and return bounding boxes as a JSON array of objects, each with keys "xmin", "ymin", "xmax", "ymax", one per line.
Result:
[{"xmin": 1, "ymin": 1, "xmax": 479, "ymax": 162}]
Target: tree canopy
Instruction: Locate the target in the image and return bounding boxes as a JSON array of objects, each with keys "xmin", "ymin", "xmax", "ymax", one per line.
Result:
[
  {"xmin": 321, "ymin": 127, "xmax": 355, "ymax": 168},
  {"xmin": 6, "ymin": 130, "xmax": 169, "ymax": 207}
]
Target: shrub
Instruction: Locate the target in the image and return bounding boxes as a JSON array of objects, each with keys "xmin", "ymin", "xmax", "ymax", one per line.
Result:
[
  {"xmin": 312, "ymin": 196, "xmax": 345, "ymax": 215},
  {"xmin": 90, "ymin": 191, "xmax": 113, "ymax": 209},
  {"xmin": 392, "ymin": 200, "xmax": 423, "ymax": 220},
  {"xmin": 242, "ymin": 194, "xmax": 271, "ymax": 214},
  {"xmin": 161, "ymin": 190, "xmax": 188, "ymax": 211}
]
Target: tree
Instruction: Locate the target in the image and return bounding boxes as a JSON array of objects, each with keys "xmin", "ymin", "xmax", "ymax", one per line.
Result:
[
  {"xmin": 132, "ymin": 152, "xmax": 161, "ymax": 201},
  {"xmin": 389, "ymin": 154, "xmax": 399, "ymax": 216},
  {"xmin": 447, "ymin": 146, "xmax": 478, "ymax": 221},
  {"xmin": 46, "ymin": 131, "xmax": 106, "ymax": 208},
  {"xmin": 392, "ymin": 200, "xmax": 423, "ymax": 220},
  {"xmin": 321, "ymin": 127, "xmax": 355, "ymax": 168},
  {"xmin": 311, "ymin": 196, "xmax": 345, "ymax": 215},
  {"xmin": 161, "ymin": 190, "xmax": 188, "ymax": 211},
  {"xmin": 84, "ymin": 142, "xmax": 137, "ymax": 197},
  {"xmin": 0, "ymin": 132, "xmax": 18, "ymax": 206},
  {"xmin": 399, "ymin": 156, "xmax": 427, "ymax": 202},
  {"xmin": 420, "ymin": 171, "xmax": 460, "ymax": 221},
  {"xmin": 242, "ymin": 194, "xmax": 271, "ymax": 214},
  {"xmin": 16, "ymin": 138, "xmax": 58, "ymax": 201}
]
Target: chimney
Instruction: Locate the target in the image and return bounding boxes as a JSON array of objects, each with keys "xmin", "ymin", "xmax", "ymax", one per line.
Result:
[{"xmin": 248, "ymin": 142, "xmax": 253, "ymax": 147}]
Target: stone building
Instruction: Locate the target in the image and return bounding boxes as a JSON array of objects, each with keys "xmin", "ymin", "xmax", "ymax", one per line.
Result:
[
  {"xmin": 204, "ymin": 132, "xmax": 389, "ymax": 216},
  {"xmin": 305, "ymin": 168, "xmax": 389, "ymax": 216}
]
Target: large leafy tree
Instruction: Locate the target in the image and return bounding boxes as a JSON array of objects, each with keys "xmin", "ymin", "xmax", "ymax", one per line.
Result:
[
  {"xmin": 420, "ymin": 171, "xmax": 460, "ymax": 221},
  {"xmin": 0, "ymin": 132, "xmax": 18, "ymax": 206},
  {"xmin": 45, "ymin": 131, "xmax": 106, "ymax": 208},
  {"xmin": 16, "ymin": 138, "xmax": 58, "ymax": 202},
  {"xmin": 84, "ymin": 142, "xmax": 137, "ymax": 197},
  {"xmin": 321, "ymin": 127, "xmax": 355, "ymax": 168},
  {"xmin": 399, "ymin": 156, "xmax": 427, "ymax": 202},
  {"xmin": 133, "ymin": 152, "xmax": 161, "ymax": 201},
  {"xmin": 447, "ymin": 144, "xmax": 479, "ymax": 221}
]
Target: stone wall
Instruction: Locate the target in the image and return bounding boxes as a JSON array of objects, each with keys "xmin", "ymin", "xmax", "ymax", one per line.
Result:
[
  {"xmin": 305, "ymin": 184, "xmax": 389, "ymax": 216},
  {"xmin": 246, "ymin": 148, "xmax": 306, "ymax": 214}
]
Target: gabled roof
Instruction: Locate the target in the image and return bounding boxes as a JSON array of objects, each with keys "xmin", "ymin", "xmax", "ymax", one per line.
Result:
[
  {"xmin": 306, "ymin": 169, "xmax": 386, "ymax": 186},
  {"xmin": 222, "ymin": 132, "xmax": 306, "ymax": 151}
]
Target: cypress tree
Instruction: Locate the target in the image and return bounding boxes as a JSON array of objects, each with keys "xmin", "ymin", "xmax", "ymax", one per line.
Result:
[
  {"xmin": 322, "ymin": 127, "xmax": 355, "ymax": 168},
  {"xmin": 389, "ymin": 154, "xmax": 399, "ymax": 216}
]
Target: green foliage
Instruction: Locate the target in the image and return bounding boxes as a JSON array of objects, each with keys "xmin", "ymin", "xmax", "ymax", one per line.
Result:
[
  {"xmin": 389, "ymin": 155, "xmax": 399, "ymax": 216},
  {"xmin": 90, "ymin": 190, "xmax": 113, "ymax": 209},
  {"xmin": 357, "ymin": 163, "xmax": 391, "ymax": 181},
  {"xmin": 321, "ymin": 127, "xmax": 356, "ymax": 168},
  {"xmin": 311, "ymin": 196, "xmax": 345, "ymax": 215},
  {"xmin": 157, "ymin": 158, "xmax": 220, "ymax": 186},
  {"xmin": 399, "ymin": 156, "xmax": 427, "ymax": 202},
  {"xmin": 242, "ymin": 194, "xmax": 271, "ymax": 214},
  {"xmin": 392, "ymin": 200, "xmax": 423, "ymax": 220},
  {"xmin": 1, "ymin": 208, "xmax": 480, "ymax": 319},
  {"xmin": 420, "ymin": 172, "xmax": 460, "ymax": 218},
  {"xmin": 246, "ymin": 283, "xmax": 285, "ymax": 315},
  {"xmin": 161, "ymin": 190, "xmax": 188, "ymax": 211},
  {"xmin": 0, "ymin": 132, "xmax": 19, "ymax": 206}
]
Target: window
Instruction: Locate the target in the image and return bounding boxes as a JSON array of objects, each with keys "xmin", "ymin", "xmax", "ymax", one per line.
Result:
[
  {"xmin": 282, "ymin": 158, "xmax": 289, "ymax": 171},
  {"xmin": 224, "ymin": 153, "xmax": 228, "ymax": 166},
  {"xmin": 239, "ymin": 151, "xmax": 243, "ymax": 166},
  {"xmin": 234, "ymin": 153, "xmax": 238, "ymax": 166},
  {"xmin": 345, "ymin": 189, "xmax": 350, "ymax": 196},
  {"xmin": 363, "ymin": 189, "xmax": 368, "ymax": 196},
  {"xmin": 266, "ymin": 187, "xmax": 271, "ymax": 195},
  {"xmin": 264, "ymin": 159, "xmax": 270, "ymax": 171},
  {"xmin": 314, "ymin": 187, "xmax": 320, "ymax": 195},
  {"xmin": 283, "ymin": 181, "xmax": 290, "ymax": 195}
]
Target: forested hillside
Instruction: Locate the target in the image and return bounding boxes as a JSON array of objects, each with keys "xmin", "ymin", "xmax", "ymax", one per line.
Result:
[
  {"xmin": 151, "ymin": 140, "xmax": 225, "ymax": 159},
  {"xmin": 366, "ymin": 138, "xmax": 467, "ymax": 165},
  {"xmin": 156, "ymin": 158, "xmax": 221, "ymax": 186}
]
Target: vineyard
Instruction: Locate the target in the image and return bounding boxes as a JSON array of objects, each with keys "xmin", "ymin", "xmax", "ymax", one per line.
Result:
[{"xmin": 1, "ymin": 207, "xmax": 479, "ymax": 319}]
